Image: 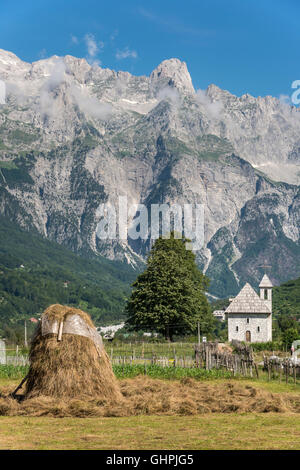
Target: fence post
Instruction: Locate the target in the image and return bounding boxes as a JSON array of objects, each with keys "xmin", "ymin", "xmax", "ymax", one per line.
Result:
[
  {"xmin": 254, "ymin": 362, "xmax": 259, "ymax": 379},
  {"xmin": 195, "ymin": 347, "xmax": 199, "ymax": 368},
  {"xmin": 279, "ymin": 363, "xmax": 282, "ymax": 383}
]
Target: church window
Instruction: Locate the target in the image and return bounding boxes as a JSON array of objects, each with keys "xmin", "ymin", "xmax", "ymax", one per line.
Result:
[
  {"xmin": 247, "ymin": 318, "xmax": 249, "ymax": 324},
  {"xmin": 257, "ymin": 326, "xmax": 260, "ymax": 332},
  {"xmin": 264, "ymin": 289, "xmax": 268, "ymax": 300},
  {"xmin": 236, "ymin": 326, "xmax": 238, "ymax": 332}
]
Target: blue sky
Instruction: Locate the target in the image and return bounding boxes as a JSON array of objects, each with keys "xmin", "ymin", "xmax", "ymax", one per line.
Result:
[{"xmin": 0, "ymin": 0, "xmax": 299, "ymax": 99}]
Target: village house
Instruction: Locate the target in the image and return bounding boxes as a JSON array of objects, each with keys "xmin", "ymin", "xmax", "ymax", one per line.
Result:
[
  {"xmin": 212, "ymin": 310, "xmax": 225, "ymax": 321},
  {"xmin": 225, "ymin": 274, "xmax": 273, "ymax": 343}
]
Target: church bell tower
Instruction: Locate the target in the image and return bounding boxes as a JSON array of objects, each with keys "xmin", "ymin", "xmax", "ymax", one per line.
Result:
[{"xmin": 259, "ymin": 274, "xmax": 273, "ymax": 312}]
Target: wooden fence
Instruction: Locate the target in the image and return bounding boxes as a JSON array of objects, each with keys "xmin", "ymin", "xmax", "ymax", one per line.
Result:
[
  {"xmin": 263, "ymin": 356, "xmax": 300, "ymax": 384},
  {"xmin": 5, "ymin": 355, "xmax": 29, "ymax": 366},
  {"xmin": 109, "ymin": 342, "xmax": 259, "ymax": 378},
  {"xmin": 0, "ymin": 347, "xmax": 29, "ymax": 366},
  {"xmin": 111, "ymin": 355, "xmax": 195, "ymax": 368},
  {"xmin": 195, "ymin": 343, "xmax": 258, "ymax": 378},
  {"xmin": 1, "ymin": 343, "xmax": 299, "ymax": 384}
]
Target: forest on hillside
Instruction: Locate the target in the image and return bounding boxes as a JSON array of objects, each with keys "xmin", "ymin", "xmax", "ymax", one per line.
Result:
[{"xmin": 0, "ymin": 215, "xmax": 137, "ymax": 339}]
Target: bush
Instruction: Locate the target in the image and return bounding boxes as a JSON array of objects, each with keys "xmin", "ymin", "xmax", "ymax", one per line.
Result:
[
  {"xmin": 282, "ymin": 328, "xmax": 300, "ymax": 349},
  {"xmin": 250, "ymin": 341, "xmax": 282, "ymax": 352}
]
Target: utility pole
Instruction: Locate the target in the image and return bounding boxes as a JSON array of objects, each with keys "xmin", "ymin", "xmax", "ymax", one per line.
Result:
[
  {"xmin": 24, "ymin": 320, "xmax": 28, "ymax": 347},
  {"xmin": 197, "ymin": 321, "xmax": 201, "ymax": 346}
]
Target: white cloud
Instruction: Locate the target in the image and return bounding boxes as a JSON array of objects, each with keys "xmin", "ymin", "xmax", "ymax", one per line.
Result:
[
  {"xmin": 278, "ymin": 94, "xmax": 292, "ymax": 105},
  {"xmin": 195, "ymin": 89, "xmax": 223, "ymax": 119},
  {"xmin": 0, "ymin": 80, "xmax": 6, "ymax": 104},
  {"xmin": 90, "ymin": 58, "xmax": 102, "ymax": 67},
  {"xmin": 71, "ymin": 35, "xmax": 79, "ymax": 45},
  {"xmin": 46, "ymin": 59, "xmax": 66, "ymax": 91},
  {"xmin": 71, "ymin": 85, "xmax": 112, "ymax": 120},
  {"xmin": 157, "ymin": 85, "xmax": 179, "ymax": 104},
  {"xmin": 38, "ymin": 48, "xmax": 47, "ymax": 59},
  {"xmin": 39, "ymin": 58, "xmax": 66, "ymax": 117},
  {"xmin": 110, "ymin": 29, "xmax": 118, "ymax": 42},
  {"xmin": 115, "ymin": 47, "xmax": 138, "ymax": 60},
  {"xmin": 277, "ymin": 94, "xmax": 300, "ymax": 122},
  {"xmin": 84, "ymin": 33, "xmax": 103, "ymax": 67},
  {"xmin": 5, "ymin": 82, "xmax": 31, "ymax": 105},
  {"xmin": 40, "ymin": 89, "xmax": 54, "ymax": 117},
  {"xmin": 85, "ymin": 33, "xmax": 98, "ymax": 57}
]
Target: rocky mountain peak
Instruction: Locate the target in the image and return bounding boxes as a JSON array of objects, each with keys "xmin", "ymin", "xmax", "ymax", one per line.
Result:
[
  {"xmin": 149, "ymin": 58, "xmax": 194, "ymax": 96},
  {"xmin": 0, "ymin": 49, "xmax": 23, "ymax": 65},
  {"xmin": 206, "ymin": 83, "xmax": 233, "ymax": 101},
  {"xmin": 0, "ymin": 49, "xmax": 30, "ymax": 78}
]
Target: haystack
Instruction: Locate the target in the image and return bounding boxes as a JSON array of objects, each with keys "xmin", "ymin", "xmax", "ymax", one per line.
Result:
[{"xmin": 23, "ymin": 304, "xmax": 121, "ymax": 401}]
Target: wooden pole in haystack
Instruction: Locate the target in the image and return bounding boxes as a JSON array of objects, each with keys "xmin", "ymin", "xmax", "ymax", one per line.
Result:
[{"xmin": 24, "ymin": 320, "xmax": 28, "ymax": 347}]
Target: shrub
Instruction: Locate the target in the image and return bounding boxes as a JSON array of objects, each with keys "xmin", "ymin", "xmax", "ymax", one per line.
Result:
[{"xmin": 250, "ymin": 341, "xmax": 282, "ymax": 352}]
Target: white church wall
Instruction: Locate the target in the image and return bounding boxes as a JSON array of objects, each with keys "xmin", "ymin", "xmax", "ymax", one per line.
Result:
[{"xmin": 228, "ymin": 313, "xmax": 272, "ymax": 343}]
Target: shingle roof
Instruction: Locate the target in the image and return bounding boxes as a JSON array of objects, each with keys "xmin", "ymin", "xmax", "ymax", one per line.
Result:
[
  {"xmin": 225, "ymin": 283, "xmax": 271, "ymax": 314},
  {"xmin": 259, "ymin": 274, "xmax": 273, "ymax": 288}
]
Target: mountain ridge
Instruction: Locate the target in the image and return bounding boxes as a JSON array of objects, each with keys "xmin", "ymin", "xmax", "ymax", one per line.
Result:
[{"xmin": 0, "ymin": 49, "xmax": 299, "ymax": 297}]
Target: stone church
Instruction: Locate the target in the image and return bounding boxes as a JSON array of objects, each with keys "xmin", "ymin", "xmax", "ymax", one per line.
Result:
[{"xmin": 226, "ymin": 274, "xmax": 273, "ymax": 343}]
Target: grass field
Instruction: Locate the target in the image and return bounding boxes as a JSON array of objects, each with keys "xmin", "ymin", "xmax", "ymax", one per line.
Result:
[
  {"xmin": 0, "ymin": 414, "xmax": 299, "ymax": 450},
  {"xmin": 0, "ymin": 363, "xmax": 234, "ymax": 381},
  {"xmin": 0, "ymin": 376, "xmax": 300, "ymax": 450},
  {"xmin": 1, "ymin": 363, "xmax": 300, "ymax": 386}
]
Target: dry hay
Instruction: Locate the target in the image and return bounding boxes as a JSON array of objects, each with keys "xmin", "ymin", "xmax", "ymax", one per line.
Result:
[
  {"xmin": 117, "ymin": 377, "xmax": 300, "ymax": 415},
  {"xmin": 22, "ymin": 304, "xmax": 122, "ymax": 402},
  {"xmin": 216, "ymin": 343, "xmax": 233, "ymax": 354},
  {"xmin": 1, "ymin": 377, "xmax": 300, "ymax": 417},
  {"xmin": 1, "ymin": 305, "xmax": 299, "ymax": 417}
]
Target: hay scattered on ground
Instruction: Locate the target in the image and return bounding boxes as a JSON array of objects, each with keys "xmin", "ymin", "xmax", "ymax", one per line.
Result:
[
  {"xmin": 2, "ymin": 305, "xmax": 299, "ymax": 418},
  {"xmin": 24, "ymin": 304, "xmax": 122, "ymax": 401},
  {"xmin": 1, "ymin": 377, "xmax": 300, "ymax": 417}
]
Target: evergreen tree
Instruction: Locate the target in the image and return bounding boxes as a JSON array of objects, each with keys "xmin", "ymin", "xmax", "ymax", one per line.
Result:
[
  {"xmin": 125, "ymin": 233, "xmax": 213, "ymax": 340},
  {"xmin": 282, "ymin": 328, "xmax": 299, "ymax": 349}
]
